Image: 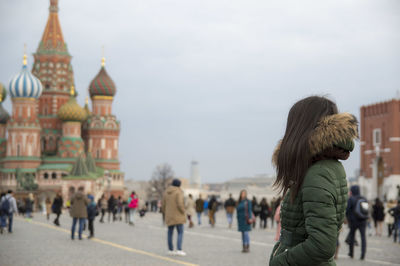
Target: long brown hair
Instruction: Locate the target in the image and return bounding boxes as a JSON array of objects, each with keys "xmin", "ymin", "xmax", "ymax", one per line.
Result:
[{"xmin": 273, "ymin": 96, "xmax": 338, "ymax": 202}]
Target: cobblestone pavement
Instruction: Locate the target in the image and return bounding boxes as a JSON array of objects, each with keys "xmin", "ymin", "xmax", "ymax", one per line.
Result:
[{"xmin": 0, "ymin": 211, "xmax": 399, "ymax": 266}]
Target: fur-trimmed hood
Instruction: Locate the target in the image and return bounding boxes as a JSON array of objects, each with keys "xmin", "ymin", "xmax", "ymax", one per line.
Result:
[{"xmin": 272, "ymin": 112, "xmax": 358, "ymax": 166}]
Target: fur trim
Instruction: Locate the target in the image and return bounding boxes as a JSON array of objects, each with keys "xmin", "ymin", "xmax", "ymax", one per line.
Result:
[{"xmin": 272, "ymin": 113, "xmax": 358, "ymax": 166}]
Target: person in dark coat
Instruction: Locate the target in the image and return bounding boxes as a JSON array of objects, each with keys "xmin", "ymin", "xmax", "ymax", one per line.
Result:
[
  {"xmin": 224, "ymin": 194, "xmax": 236, "ymax": 228},
  {"xmin": 372, "ymin": 198, "xmax": 385, "ymax": 236},
  {"xmin": 208, "ymin": 196, "xmax": 217, "ymax": 227},
  {"xmin": 52, "ymin": 192, "xmax": 63, "ymax": 226},
  {"xmin": 346, "ymin": 185, "xmax": 367, "ymax": 260},
  {"xmin": 389, "ymin": 200, "xmax": 400, "ymax": 243},
  {"xmin": 195, "ymin": 195, "xmax": 204, "ymax": 225},
  {"xmin": 259, "ymin": 198, "xmax": 270, "ymax": 229},
  {"xmin": 236, "ymin": 189, "xmax": 252, "ymax": 253},
  {"xmin": 87, "ymin": 194, "xmax": 97, "ymax": 239},
  {"xmin": 251, "ymin": 197, "xmax": 260, "ymax": 228},
  {"xmin": 107, "ymin": 195, "xmax": 117, "ymax": 222}
]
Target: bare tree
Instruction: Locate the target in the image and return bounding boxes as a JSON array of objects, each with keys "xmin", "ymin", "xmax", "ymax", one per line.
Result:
[{"xmin": 148, "ymin": 163, "xmax": 174, "ymax": 200}]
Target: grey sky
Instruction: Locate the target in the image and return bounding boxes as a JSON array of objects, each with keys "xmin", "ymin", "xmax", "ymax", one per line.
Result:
[{"xmin": 0, "ymin": 0, "xmax": 399, "ymax": 183}]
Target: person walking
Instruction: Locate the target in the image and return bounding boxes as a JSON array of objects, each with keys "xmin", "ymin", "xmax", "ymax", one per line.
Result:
[
  {"xmin": 52, "ymin": 192, "xmax": 63, "ymax": 226},
  {"xmin": 45, "ymin": 198, "xmax": 52, "ymax": 220},
  {"xmin": 372, "ymin": 198, "xmax": 385, "ymax": 236},
  {"xmin": 107, "ymin": 195, "xmax": 117, "ymax": 222},
  {"xmin": 162, "ymin": 179, "xmax": 186, "ymax": 256},
  {"xmin": 389, "ymin": 200, "xmax": 400, "ymax": 243},
  {"xmin": 269, "ymin": 96, "xmax": 358, "ymax": 265},
  {"xmin": 98, "ymin": 194, "xmax": 107, "ymax": 223},
  {"xmin": 0, "ymin": 190, "xmax": 18, "ymax": 233},
  {"xmin": 128, "ymin": 191, "xmax": 139, "ymax": 225},
  {"xmin": 185, "ymin": 194, "xmax": 195, "ymax": 228},
  {"xmin": 385, "ymin": 200, "xmax": 396, "ymax": 237},
  {"xmin": 270, "ymin": 197, "xmax": 276, "ymax": 229},
  {"xmin": 0, "ymin": 192, "xmax": 8, "ymax": 234},
  {"xmin": 208, "ymin": 196, "xmax": 218, "ymax": 227},
  {"xmin": 87, "ymin": 194, "xmax": 97, "ymax": 239},
  {"xmin": 117, "ymin": 196, "xmax": 123, "ymax": 221},
  {"xmin": 25, "ymin": 193, "xmax": 34, "ymax": 219},
  {"xmin": 251, "ymin": 197, "xmax": 260, "ymax": 228},
  {"xmin": 346, "ymin": 185, "xmax": 368, "ymax": 260},
  {"xmin": 224, "ymin": 194, "xmax": 236, "ymax": 228},
  {"xmin": 259, "ymin": 198, "xmax": 269, "ymax": 229},
  {"xmin": 70, "ymin": 187, "xmax": 89, "ymax": 240},
  {"xmin": 195, "ymin": 195, "xmax": 204, "ymax": 225},
  {"xmin": 236, "ymin": 189, "xmax": 252, "ymax": 253}
]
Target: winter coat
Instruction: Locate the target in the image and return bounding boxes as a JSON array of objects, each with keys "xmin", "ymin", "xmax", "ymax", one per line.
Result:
[
  {"xmin": 224, "ymin": 198, "xmax": 236, "ymax": 214},
  {"xmin": 70, "ymin": 192, "xmax": 89, "ymax": 218},
  {"xmin": 185, "ymin": 197, "xmax": 196, "ymax": 217},
  {"xmin": 52, "ymin": 196, "xmax": 63, "ymax": 214},
  {"xmin": 269, "ymin": 112, "xmax": 358, "ymax": 266},
  {"xmin": 259, "ymin": 202, "xmax": 270, "ymax": 220},
  {"xmin": 25, "ymin": 198, "xmax": 33, "ymax": 212},
  {"xmin": 87, "ymin": 201, "xmax": 98, "ymax": 220},
  {"xmin": 385, "ymin": 202, "xmax": 396, "ymax": 224},
  {"xmin": 128, "ymin": 194, "xmax": 138, "ymax": 209},
  {"xmin": 1, "ymin": 194, "xmax": 18, "ymax": 214},
  {"xmin": 162, "ymin": 186, "xmax": 186, "ymax": 226},
  {"xmin": 108, "ymin": 196, "xmax": 117, "ymax": 212},
  {"xmin": 372, "ymin": 204, "xmax": 385, "ymax": 222},
  {"xmin": 195, "ymin": 198, "xmax": 204, "ymax": 213},
  {"xmin": 236, "ymin": 199, "xmax": 252, "ymax": 232},
  {"xmin": 99, "ymin": 198, "xmax": 107, "ymax": 210}
]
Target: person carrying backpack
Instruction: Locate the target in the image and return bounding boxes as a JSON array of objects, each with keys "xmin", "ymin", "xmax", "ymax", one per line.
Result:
[
  {"xmin": 346, "ymin": 185, "xmax": 368, "ymax": 260},
  {"xmin": 0, "ymin": 190, "xmax": 18, "ymax": 233}
]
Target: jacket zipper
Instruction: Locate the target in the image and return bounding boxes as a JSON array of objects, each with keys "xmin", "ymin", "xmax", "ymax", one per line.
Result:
[{"xmin": 273, "ymin": 243, "xmax": 281, "ymax": 257}]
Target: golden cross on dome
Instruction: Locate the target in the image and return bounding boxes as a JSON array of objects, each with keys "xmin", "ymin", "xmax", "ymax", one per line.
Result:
[
  {"xmin": 70, "ymin": 85, "xmax": 75, "ymax": 96},
  {"xmin": 0, "ymin": 93, "xmax": 3, "ymax": 103},
  {"xmin": 85, "ymin": 96, "xmax": 89, "ymax": 105},
  {"xmin": 101, "ymin": 46, "xmax": 105, "ymax": 67},
  {"xmin": 23, "ymin": 43, "xmax": 27, "ymax": 66}
]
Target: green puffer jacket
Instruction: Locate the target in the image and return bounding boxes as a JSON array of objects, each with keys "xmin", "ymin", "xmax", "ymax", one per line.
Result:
[{"xmin": 269, "ymin": 113, "xmax": 358, "ymax": 266}]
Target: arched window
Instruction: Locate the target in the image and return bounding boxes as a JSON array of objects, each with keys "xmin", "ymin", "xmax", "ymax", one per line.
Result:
[
  {"xmin": 51, "ymin": 172, "xmax": 57, "ymax": 179},
  {"xmin": 44, "ymin": 173, "xmax": 49, "ymax": 179},
  {"xmin": 41, "ymin": 137, "xmax": 46, "ymax": 151}
]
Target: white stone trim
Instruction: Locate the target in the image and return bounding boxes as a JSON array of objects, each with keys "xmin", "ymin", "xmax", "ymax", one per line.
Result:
[{"xmin": 389, "ymin": 137, "xmax": 400, "ymax": 142}]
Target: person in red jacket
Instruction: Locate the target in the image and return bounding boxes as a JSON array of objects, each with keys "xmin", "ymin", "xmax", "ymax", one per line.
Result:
[{"xmin": 128, "ymin": 191, "xmax": 139, "ymax": 225}]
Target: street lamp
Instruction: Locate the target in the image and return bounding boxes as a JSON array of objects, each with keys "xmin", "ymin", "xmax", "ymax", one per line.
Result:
[{"xmin": 105, "ymin": 170, "xmax": 111, "ymax": 197}]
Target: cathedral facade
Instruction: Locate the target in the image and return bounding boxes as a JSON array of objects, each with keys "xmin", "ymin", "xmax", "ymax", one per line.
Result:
[{"xmin": 0, "ymin": 0, "xmax": 124, "ymax": 204}]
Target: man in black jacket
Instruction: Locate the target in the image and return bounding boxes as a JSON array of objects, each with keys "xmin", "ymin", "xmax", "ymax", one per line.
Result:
[
  {"xmin": 224, "ymin": 194, "xmax": 236, "ymax": 228},
  {"xmin": 346, "ymin": 185, "xmax": 367, "ymax": 260},
  {"xmin": 389, "ymin": 200, "xmax": 400, "ymax": 243}
]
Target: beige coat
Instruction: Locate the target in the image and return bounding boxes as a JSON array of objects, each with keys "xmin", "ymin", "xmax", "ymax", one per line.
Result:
[
  {"xmin": 70, "ymin": 192, "xmax": 89, "ymax": 218},
  {"xmin": 185, "ymin": 197, "xmax": 196, "ymax": 217},
  {"xmin": 162, "ymin": 186, "xmax": 186, "ymax": 226}
]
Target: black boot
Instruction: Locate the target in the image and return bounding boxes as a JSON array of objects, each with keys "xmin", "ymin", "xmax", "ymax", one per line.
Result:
[{"xmin": 242, "ymin": 244, "xmax": 246, "ymax": 253}]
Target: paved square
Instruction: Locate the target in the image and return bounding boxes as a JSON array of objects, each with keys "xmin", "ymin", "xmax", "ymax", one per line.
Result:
[{"xmin": 0, "ymin": 211, "xmax": 399, "ymax": 266}]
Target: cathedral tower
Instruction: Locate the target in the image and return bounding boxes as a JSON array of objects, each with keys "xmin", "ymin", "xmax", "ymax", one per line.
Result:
[
  {"xmin": 32, "ymin": 0, "xmax": 74, "ymax": 155},
  {"xmin": 5, "ymin": 52, "xmax": 43, "ymax": 169},
  {"xmin": 83, "ymin": 57, "xmax": 120, "ymax": 170}
]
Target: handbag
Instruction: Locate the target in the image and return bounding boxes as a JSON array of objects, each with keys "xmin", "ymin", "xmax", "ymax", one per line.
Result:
[{"xmin": 245, "ymin": 200, "xmax": 255, "ymax": 224}]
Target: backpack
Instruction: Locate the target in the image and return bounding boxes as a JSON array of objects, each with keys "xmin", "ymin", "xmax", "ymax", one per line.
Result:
[
  {"xmin": 1, "ymin": 198, "xmax": 10, "ymax": 215},
  {"xmin": 354, "ymin": 197, "xmax": 369, "ymax": 220}
]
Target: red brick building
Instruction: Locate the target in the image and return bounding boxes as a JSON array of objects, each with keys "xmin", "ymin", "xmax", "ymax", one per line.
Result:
[{"xmin": 359, "ymin": 98, "xmax": 400, "ymax": 200}]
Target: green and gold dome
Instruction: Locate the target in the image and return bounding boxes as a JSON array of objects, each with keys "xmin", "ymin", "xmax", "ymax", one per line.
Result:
[
  {"xmin": 0, "ymin": 83, "xmax": 10, "ymax": 124},
  {"xmin": 58, "ymin": 86, "xmax": 88, "ymax": 122}
]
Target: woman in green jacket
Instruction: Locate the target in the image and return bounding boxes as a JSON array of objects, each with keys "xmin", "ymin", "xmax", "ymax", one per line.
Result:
[{"xmin": 269, "ymin": 96, "xmax": 358, "ymax": 266}]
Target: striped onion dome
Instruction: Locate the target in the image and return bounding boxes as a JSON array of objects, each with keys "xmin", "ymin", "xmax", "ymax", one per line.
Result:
[
  {"xmin": 58, "ymin": 89, "xmax": 87, "ymax": 122},
  {"xmin": 9, "ymin": 64, "xmax": 43, "ymax": 99},
  {"xmin": 89, "ymin": 59, "xmax": 116, "ymax": 98}
]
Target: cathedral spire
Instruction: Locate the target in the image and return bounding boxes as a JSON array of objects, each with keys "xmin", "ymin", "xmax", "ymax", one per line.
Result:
[{"xmin": 38, "ymin": 0, "xmax": 67, "ymax": 55}]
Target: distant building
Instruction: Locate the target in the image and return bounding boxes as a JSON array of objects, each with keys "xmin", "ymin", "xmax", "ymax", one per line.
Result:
[
  {"xmin": 359, "ymin": 97, "xmax": 400, "ymax": 200},
  {"xmin": 190, "ymin": 161, "xmax": 201, "ymax": 188}
]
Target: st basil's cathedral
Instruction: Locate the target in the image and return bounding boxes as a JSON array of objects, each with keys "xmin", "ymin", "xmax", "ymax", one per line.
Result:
[{"xmin": 0, "ymin": 0, "xmax": 125, "ymax": 203}]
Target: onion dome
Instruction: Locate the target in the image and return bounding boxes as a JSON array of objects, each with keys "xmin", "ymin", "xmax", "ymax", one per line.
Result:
[
  {"xmin": 84, "ymin": 96, "xmax": 91, "ymax": 117},
  {"xmin": 89, "ymin": 57, "xmax": 116, "ymax": 98},
  {"xmin": 8, "ymin": 53, "xmax": 43, "ymax": 99},
  {"xmin": 0, "ymin": 83, "xmax": 7, "ymax": 102},
  {"xmin": 58, "ymin": 86, "xmax": 87, "ymax": 122}
]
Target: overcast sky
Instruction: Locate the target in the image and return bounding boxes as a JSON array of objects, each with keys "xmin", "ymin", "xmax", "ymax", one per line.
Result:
[{"xmin": 0, "ymin": 0, "xmax": 399, "ymax": 183}]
